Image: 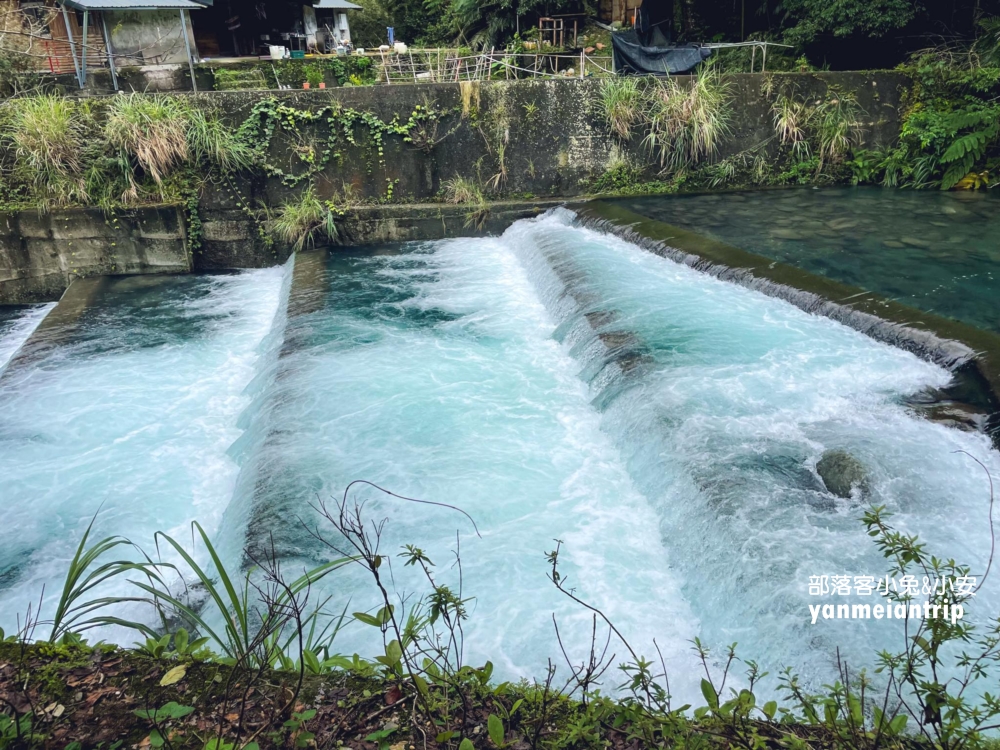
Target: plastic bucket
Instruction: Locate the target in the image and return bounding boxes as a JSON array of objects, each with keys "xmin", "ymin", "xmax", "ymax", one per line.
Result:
[{"xmin": 269, "ymin": 45, "xmax": 285, "ymax": 60}]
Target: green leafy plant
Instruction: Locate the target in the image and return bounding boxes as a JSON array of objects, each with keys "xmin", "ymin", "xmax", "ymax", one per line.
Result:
[
  {"xmin": 212, "ymin": 67, "xmax": 268, "ymax": 91},
  {"xmin": 936, "ymin": 108, "xmax": 1000, "ymax": 189},
  {"xmin": 186, "ymin": 111, "xmax": 257, "ymax": 173},
  {"xmin": 135, "ymin": 628, "xmax": 210, "ymax": 660},
  {"xmin": 813, "ymin": 94, "xmax": 864, "ymax": 172},
  {"xmin": 133, "ymin": 702, "xmax": 195, "ymax": 749},
  {"xmin": 44, "ymin": 515, "xmax": 160, "ymax": 644},
  {"xmin": 304, "ymin": 65, "xmax": 325, "ymax": 88},
  {"xmin": 772, "ymin": 94, "xmax": 812, "ymax": 159},
  {"xmin": 128, "ymin": 521, "xmax": 352, "ymax": 665},
  {"xmin": 442, "ymin": 176, "xmax": 484, "ymax": 204},
  {"xmin": 272, "ymin": 709, "xmax": 316, "ymax": 749}
]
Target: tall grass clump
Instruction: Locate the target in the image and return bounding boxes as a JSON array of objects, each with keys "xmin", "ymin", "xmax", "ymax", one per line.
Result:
[
  {"xmin": 105, "ymin": 93, "xmax": 192, "ymax": 192},
  {"xmin": 131, "ymin": 522, "xmax": 353, "ymax": 667},
  {"xmin": 187, "ymin": 110, "xmax": 257, "ymax": 173},
  {"xmin": 600, "ymin": 76, "xmax": 646, "ymax": 139},
  {"xmin": 814, "ymin": 94, "xmax": 864, "ymax": 170},
  {"xmin": 442, "ymin": 176, "xmax": 484, "ymax": 204},
  {"xmin": 443, "ymin": 176, "xmax": 490, "ymax": 229},
  {"xmin": 272, "ymin": 186, "xmax": 340, "ymax": 251},
  {"xmin": 3, "ymin": 94, "xmax": 90, "ymax": 206},
  {"xmin": 772, "ymin": 94, "xmax": 811, "ymax": 159},
  {"xmin": 645, "ymin": 65, "xmax": 733, "ymax": 172}
]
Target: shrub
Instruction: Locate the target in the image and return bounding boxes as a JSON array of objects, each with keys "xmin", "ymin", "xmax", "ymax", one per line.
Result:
[{"xmin": 442, "ymin": 176, "xmax": 484, "ymax": 204}]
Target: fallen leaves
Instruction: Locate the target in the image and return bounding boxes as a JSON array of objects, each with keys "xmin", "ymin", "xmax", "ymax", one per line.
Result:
[{"xmin": 159, "ymin": 664, "xmax": 187, "ymax": 686}]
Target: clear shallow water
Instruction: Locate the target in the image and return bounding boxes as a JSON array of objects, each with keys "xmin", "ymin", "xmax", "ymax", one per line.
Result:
[
  {"xmin": 616, "ymin": 187, "xmax": 1000, "ymax": 333},
  {"xmin": 0, "ymin": 211, "xmax": 997, "ymax": 703}
]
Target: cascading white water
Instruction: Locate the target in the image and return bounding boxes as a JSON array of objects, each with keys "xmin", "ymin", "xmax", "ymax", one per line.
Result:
[
  {"xmin": 0, "ymin": 210, "xmax": 996, "ymax": 705},
  {"xmin": 502, "ymin": 210, "xmax": 1000, "ymax": 692},
  {"xmin": 0, "ymin": 268, "xmax": 287, "ymax": 633},
  {"xmin": 215, "ymin": 242, "xmax": 702, "ymax": 692},
  {"xmin": 0, "ymin": 304, "xmax": 55, "ymax": 375}
]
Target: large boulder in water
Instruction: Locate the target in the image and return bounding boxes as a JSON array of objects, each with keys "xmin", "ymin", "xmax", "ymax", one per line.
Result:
[{"xmin": 816, "ymin": 450, "xmax": 869, "ymax": 499}]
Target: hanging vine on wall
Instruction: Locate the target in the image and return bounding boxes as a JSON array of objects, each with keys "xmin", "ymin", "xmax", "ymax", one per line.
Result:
[{"xmin": 235, "ymin": 98, "xmax": 451, "ymax": 191}]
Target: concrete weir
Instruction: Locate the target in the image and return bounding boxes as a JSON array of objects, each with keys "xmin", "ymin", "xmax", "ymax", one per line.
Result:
[
  {"xmin": 222, "ymin": 249, "xmax": 333, "ymax": 568},
  {"xmin": 0, "ymin": 276, "xmax": 108, "ymax": 385},
  {"xmin": 571, "ymin": 200, "xmax": 1000, "ymax": 442}
]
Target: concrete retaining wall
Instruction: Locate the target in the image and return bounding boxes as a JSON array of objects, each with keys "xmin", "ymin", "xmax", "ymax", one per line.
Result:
[
  {"xmin": 0, "ymin": 73, "xmax": 912, "ymax": 303},
  {"xmin": 0, "ymin": 206, "xmax": 191, "ymax": 304}
]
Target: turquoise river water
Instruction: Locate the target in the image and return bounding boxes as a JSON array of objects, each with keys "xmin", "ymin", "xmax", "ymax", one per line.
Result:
[{"xmin": 0, "ymin": 204, "xmax": 997, "ymax": 703}]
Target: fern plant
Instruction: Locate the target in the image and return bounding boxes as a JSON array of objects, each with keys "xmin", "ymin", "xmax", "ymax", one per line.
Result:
[{"xmin": 938, "ymin": 108, "xmax": 1000, "ymax": 189}]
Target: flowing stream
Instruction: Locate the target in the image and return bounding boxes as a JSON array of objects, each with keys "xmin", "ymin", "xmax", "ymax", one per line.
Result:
[{"xmin": 0, "ymin": 209, "xmax": 996, "ymax": 702}]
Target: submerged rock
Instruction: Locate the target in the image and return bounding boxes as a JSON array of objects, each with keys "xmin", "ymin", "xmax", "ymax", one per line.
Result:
[
  {"xmin": 816, "ymin": 449, "xmax": 870, "ymax": 499},
  {"xmin": 826, "ymin": 218, "xmax": 858, "ymax": 231}
]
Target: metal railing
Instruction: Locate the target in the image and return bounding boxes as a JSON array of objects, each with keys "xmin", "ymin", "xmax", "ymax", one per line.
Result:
[
  {"xmin": 376, "ymin": 49, "xmax": 614, "ymax": 84},
  {"xmin": 373, "ymin": 40, "xmax": 791, "ymax": 84}
]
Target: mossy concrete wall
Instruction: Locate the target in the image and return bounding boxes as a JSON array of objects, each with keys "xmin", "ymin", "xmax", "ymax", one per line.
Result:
[
  {"xmin": 193, "ymin": 73, "xmax": 907, "ymax": 269},
  {"xmin": 1, "ymin": 73, "xmax": 910, "ymax": 303},
  {"xmin": 0, "ymin": 207, "xmax": 191, "ymax": 304},
  {"xmin": 195, "ymin": 72, "xmax": 908, "ymax": 208}
]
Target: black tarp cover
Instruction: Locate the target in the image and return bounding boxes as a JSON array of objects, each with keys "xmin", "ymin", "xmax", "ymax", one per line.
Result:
[{"xmin": 611, "ymin": 31, "xmax": 712, "ymax": 75}]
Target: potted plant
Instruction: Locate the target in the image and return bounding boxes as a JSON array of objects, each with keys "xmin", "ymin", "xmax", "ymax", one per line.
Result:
[{"xmin": 305, "ymin": 66, "xmax": 324, "ymax": 90}]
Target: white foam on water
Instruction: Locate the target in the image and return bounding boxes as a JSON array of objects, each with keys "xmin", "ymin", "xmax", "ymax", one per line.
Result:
[
  {"xmin": 0, "ymin": 304, "xmax": 55, "ymax": 374},
  {"xmin": 0, "ymin": 269, "xmax": 286, "ymax": 635},
  {"xmin": 227, "ymin": 238, "xmax": 702, "ymax": 696},
  {"xmin": 501, "ymin": 210, "xmax": 1000, "ymax": 695},
  {"xmin": 1, "ymin": 210, "xmax": 997, "ymax": 707}
]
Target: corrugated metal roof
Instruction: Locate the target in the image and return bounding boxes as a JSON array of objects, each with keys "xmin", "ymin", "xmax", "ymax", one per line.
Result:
[
  {"xmin": 60, "ymin": 0, "xmax": 207, "ymax": 9},
  {"xmin": 315, "ymin": 0, "xmax": 362, "ymax": 9}
]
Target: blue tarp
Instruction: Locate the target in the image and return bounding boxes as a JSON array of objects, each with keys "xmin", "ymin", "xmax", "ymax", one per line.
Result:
[{"xmin": 611, "ymin": 31, "xmax": 712, "ymax": 76}]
